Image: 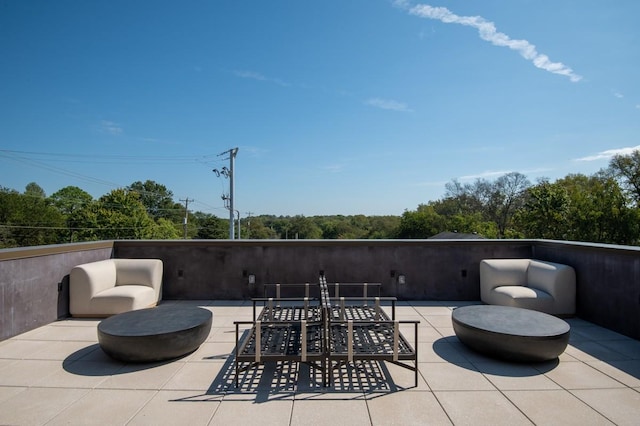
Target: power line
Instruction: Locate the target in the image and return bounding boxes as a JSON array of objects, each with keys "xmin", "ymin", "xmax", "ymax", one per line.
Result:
[
  {"xmin": 1, "ymin": 150, "xmax": 230, "ymax": 216},
  {"xmin": 0, "ymin": 149, "xmax": 220, "ymax": 164},
  {"xmin": 1, "ymin": 150, "xmax": 125, "ymax": 189}
]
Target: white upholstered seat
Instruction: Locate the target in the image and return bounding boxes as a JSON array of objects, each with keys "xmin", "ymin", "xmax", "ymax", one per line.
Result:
[
  {"xmin": 480, "ymin": 258, "xmax": 576, "ymax": 316},
  {"xmin": 70, "ymin": 258, "xmax": 163, "ymax": 317}
]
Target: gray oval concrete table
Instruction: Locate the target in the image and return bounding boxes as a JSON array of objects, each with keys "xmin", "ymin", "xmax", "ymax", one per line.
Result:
[
  {"xmin": 98, "ymin": 305, "xmax": 212, "ymax": 362},
  {"xmin": 452, "ymin": 305, "xmax": 570, "ymax": 362}
]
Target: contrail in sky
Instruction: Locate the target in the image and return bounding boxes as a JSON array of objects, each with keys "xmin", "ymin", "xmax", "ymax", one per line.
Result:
[{"xmin": 395, "ymin": 1, "xmax": 583, "ymax": 82}]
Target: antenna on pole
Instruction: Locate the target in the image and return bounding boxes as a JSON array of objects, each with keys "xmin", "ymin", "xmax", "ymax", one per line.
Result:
[{"xmin": 214, "ymin": 147, "xmax": 239, "ymax": 239}]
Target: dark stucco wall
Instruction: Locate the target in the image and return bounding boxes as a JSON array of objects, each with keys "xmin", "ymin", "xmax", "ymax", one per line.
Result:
[
  {"xmin": 113, "ymin": 239, "xmax": 532, "ymax": 301},
  {"xmin": 533, "ymin": 240, "xmax": 640, "ymax": 341},
  {"xmin": 2, "ymin": 239, "xmax": 639, "ymax": 341},
  {"xmin": 114, "ymin": 239, "xmax": 640, "ymax": 340},
  {"xmin": 0, "ymin": 242, "xmax": 113, "ymax": 341}
]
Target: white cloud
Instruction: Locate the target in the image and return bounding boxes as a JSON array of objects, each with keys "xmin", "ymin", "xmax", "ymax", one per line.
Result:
[
  {"xmin": 459, "ymin": 170, "xmax": 513, "ymax": 181},
  {"xmin": 613, "ymin": 90, "xmax": 624, "ymax": 99},
  {"xmin": 234, "ymin": 70, "xmax": 267, "ymax": 81},
  {"xmin": 395, "ymin": 2, "xmax": 582, "ymax": 82},
  {"xmin": 100, "ymin": 120, "xmax": 123, "ymax": 136},
  {"xmin": 320, "ymin": 162, "xmax": 348, "ymax": 173},
  {"xmin": 365, "ymin": 98, "xmax": 413, "ymax": 112},
  {"xmin": 233, "ymin": 70, "xmax": 290, "ymax": 87},
  {"xmin": 574, "ymin": 145, "xmax": 640, "ymax": 162}
]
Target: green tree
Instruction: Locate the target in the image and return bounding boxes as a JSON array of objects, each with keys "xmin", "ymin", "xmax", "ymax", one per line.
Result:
[
  {"xmin": 24, "ymin": 182, "xmax": 46, "ymax": 198},
  {"xmin": 558, "ymin": 173, "xmax": 638, "ymax": 244},
  {"xmin": 395, "ymin": 205, "xmax": 445, "ymax": 238},
  {"xmin": 515, "ymin": 180, "xmax": 571, "ymax": 239},
  {"xmin": 0, "ymin": 186, "xmax": 64, "ymax": 247},
  {"xmin": 73, "ymin": 204, "xmax": 100, "ymax": 242},
  {"xmin": 193, "ymin": 212, "xmax": 228, "ymax": 239},
  {"xmin": 262, "ymin": 216, "xmax": 294, "ymax": 239},
  {"xmin": 49, "ymin": 186, "xmax": 94, "ymax": 242},
  {"xmin": 444, "ymin": 172, "xmax": 530, "ymax": 238},
  {"xmin": 0, "ymin": 187, "xmax": 21, "ymax": 247},
  {"xmin": 428, "ymin": 198, "xmax": 497, "ymax": 237},
  {"xmin": 443, "ymin": 179, "xmax": 485, "ymax": 215},
  {"xmin": 318, "ymin": 216, "xmax": 358, "ymax": 239},
  {"xmin": 242, "ymin": 216, "xmax": 275, "ymax": 239},
  {"xmin": 94, "ymin": 189, "xmax": 156, "ymax": 239},
  {"xmin": 609, "ymin": 149, "xmax": 640, "ymax": 205},
  {"xmin": 491, "ymin": 172, "xmax": 530, "ymax": 237},
  {"xmin": 366, "ymin": 216, "xmax": 400, "ymax": 239},
  {"xmin": 127, "ymin": 180, "xmax": 181, "ymax": 222},
  {"xmin": 288, "ymin": 215, "xmax": 322, "ymax": 239},
  {"xmin": 152, "ymin": 218, "xmax": 181, "ymax": 239}
]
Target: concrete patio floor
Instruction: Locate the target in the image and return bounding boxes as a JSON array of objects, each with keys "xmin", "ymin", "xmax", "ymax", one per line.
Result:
[{"xmin": 1, "ymin": 300, "xmax": 639, "ymax": 425}]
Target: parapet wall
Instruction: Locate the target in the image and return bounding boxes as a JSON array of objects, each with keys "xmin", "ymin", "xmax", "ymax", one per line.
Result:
[
  {"xmin": 113, "ymin": 239, "xmax": 532, "ymax": 300},
  {"xmin": 533, "ymin": 240, "xmax": 640, "ymax": 343},
  {"xmin": 2, "ymin": 239, "xmax": 639, "ymax": 341},
  {"xmin": 0, "ymin": 241, "xmax": 114, "ymax": 341}
]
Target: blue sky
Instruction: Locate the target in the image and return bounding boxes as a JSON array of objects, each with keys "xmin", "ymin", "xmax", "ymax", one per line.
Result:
[{"xmin": 1, "ymin": 0, "xmax": 639, "ymax": 217}]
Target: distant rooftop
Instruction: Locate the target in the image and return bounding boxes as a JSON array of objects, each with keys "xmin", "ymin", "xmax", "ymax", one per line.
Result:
[{"xmin": 429, "ymin": 231, "xmax": 485, "ymax": 239}]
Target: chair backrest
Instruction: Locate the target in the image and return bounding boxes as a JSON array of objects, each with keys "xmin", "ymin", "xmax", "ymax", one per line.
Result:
[
  {"xmin": 480, "ymin": 259, "xmax": 529, "ymax": 285},
  {"xmin": 113, "ymin": 258, "xmax": 163, "ymax": 300}
]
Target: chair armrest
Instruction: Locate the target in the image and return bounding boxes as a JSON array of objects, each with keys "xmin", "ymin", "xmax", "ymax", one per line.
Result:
[
  {"xmin": 527, "ymin": 260, "xmax": 576, "ymax": 314},
  {"xmin": 70, "ymin": 260, "xmax": 117, "ymax": 315}
]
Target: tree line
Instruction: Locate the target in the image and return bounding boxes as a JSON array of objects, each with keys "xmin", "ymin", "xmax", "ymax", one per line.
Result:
[{"xmin": 3, "ymin": 151, "xmax": 640, "ymax": 248}]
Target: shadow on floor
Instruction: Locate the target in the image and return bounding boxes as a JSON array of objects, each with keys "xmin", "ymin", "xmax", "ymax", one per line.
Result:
[
  {"xmin": 432, "ymin": 337, "xmax": 561, "ymax": 375},
  {"xmin": 62, "ymin": 343, "xmax": 191, "ymax": 376}
]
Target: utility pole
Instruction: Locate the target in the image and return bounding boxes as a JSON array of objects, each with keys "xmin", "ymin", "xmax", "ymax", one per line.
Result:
[
  {"xmin": 179, "ymin": 198, "xmax": 193, "ymax": 239},
  {"xmin": 235, "ymin": 210, "xmax": 241, "ymax": 240},
  {"xmin": 245, "ymin": 211, "xmax": 253, "ymax": 239},
  {"xmin": 213, "ymin": 147, "xmax": 239, "ymax": 239}
]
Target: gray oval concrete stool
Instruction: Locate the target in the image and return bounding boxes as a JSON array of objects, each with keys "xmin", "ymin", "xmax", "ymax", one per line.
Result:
[
  {"xmin": 98, "ymin": 305, "xmax": 212, "ymax": 362},
  {"xmin": 452, "ymin": 305, "xmax": 570, "ymax": 362}
]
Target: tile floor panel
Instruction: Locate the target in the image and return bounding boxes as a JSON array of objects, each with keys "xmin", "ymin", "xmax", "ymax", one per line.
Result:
[
  {"xmin": 290, "ymin": 398, "xmax": 370, "ymax": 426},
  {"xmin": 538, "ymin": 360, "xmax": 629, "ymax": 390},
  {"xmin": 127, "ymin": 390, "xmax": 220, "ymax": 426},
  {"xmin": 46, "ymin": 388, "xmax": 157, "ymax": 426},
  {"xmin": 586, "ymin": 360, "xmax": 640, "ymax": 388},
  {"xmin": 435, "ymin": 390, "xmax": 534, "ymax": 426},
  {"xmin": 570, "ymin": 388, "xmax": 640, "ymax": 426},
  {"xmin": 366, "ymin": 390, "xmax": 453, "ymax": 426},
  {"xmin": 420, "ymin": 362, "xmax": 498, "ymax": 392},
  {"xmin": 0, "ymin": 301, "xmax": 638, "ymax": 425},
  {"xmin": 0, "ymin": 387, "xmax": 90, "ymax": 426},
  {"xmin": 503, "ymin": 390, "xmax": 615, "ymax": 425}
]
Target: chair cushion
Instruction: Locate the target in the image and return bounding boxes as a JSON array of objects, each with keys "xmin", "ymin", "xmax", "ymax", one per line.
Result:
[
  {"xmin": 491, "ymin": 285, "xmax": 555, "ymax": 313},
  {"xmin": 90, "ymin": 286, "xmax": 157, "ymax": 316}
]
